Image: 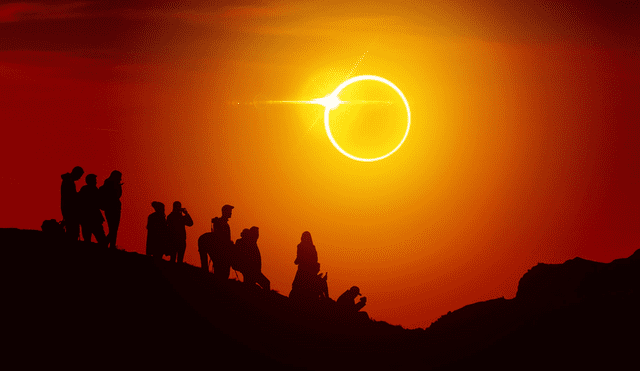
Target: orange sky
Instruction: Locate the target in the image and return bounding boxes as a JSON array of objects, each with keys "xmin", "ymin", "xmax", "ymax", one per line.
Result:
[{"xmin": 2, "ymin": 1, "xmax": 639, "ymax": 328}]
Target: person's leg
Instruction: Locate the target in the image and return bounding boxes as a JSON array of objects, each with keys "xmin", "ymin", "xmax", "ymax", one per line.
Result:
[
  {"xmin": 107, "ymin": 208, "xmax": 121, "ymax": 248},
  {"xmin": 81, "ymin": 223, "xmax": 91, "ymax": 244},
  {"xmin": 167, "ymin": 241, "xmax": 176, "ymax": 262},
  {"xmin": 243, "ymin": 271, "xmax": 255, "ymax": 285},
  {"xmin": 95, "ymin": 223, "xmax": 107, "ymax": 248},
  {"xmin": 257, "ymin": 273, "xmax": 270, "ymax": 291},
  {"xmin": 213, "ymin": 263, "xmax": 230, "ymax": 281},
  {"xmin": 177, "ymin": 242, "xmax": 186, "ymax": 263},
  {"xmin": 199, "ymin": 250, "xmax": 209, "ymax": 271},
  {"xmin": 66, "ymin": 220, "xmax": 80, "ymax": 244}
]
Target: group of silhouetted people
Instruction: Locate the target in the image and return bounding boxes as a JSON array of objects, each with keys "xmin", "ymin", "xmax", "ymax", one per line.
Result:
[
  {"xmin": 58, "ymin": 165, "xmax": 366, "ymax": 317},
  {"xmin": 146, "ymin": 201, "xmax": 194, "ymax": 263},
  {"xmin": 149, "ymin": 201, "xmax": 366, "ymax": 315},
  {"xmin": 60, "ymin": 166, "xmax": 122, "ymax": 249},
  {"xmin": 194, "ymin": 205, "xmax": 270, "ymax": 290}
]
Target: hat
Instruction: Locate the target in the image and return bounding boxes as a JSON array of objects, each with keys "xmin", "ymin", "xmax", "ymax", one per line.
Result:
[
  {"xmin": 222, "ymin": 204, "xmax": 234, "ymax": 212},
  {"xmin": 350, "ymin": 286, "xmax": 361, "ymax": 296}
]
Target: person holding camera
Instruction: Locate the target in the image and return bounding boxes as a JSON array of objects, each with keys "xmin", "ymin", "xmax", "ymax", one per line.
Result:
[
  {"xmin": 337, "ymin": 286, "xmax": 368, "ymax": 313},
  {"xmin": 167, "ymin": 201, "xmax": 193, "ymax": 263}
]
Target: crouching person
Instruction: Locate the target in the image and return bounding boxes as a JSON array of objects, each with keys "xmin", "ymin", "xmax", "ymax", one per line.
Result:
[
  {"xmin": 336, "ymin": 286, "xmax": 369, "ymax": 323},
  {"xmin": 236, "ymin": 226, "xmax": 270, "ymax": 290}
]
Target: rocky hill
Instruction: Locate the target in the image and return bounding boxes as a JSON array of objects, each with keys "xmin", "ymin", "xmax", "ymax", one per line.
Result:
[{"xmin": 4, "ymin": 227, "xmax": 639, "ymax": 370}]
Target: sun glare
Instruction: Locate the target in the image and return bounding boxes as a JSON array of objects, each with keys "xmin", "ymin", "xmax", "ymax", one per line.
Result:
[
  {"xmin": 247, "ymin": 75, "xmax": 410, "ymax": 162},
  {"xmin": 312, "ymin": 95, "xmax": 343, "ymax": 110}
]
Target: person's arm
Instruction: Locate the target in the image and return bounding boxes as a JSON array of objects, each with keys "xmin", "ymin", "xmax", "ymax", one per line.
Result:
[
  {"xmin": 184, "ymin": 212, "xmax": 194, "ymax": 227},
  {"xmin": 294, "ymin": 245, "xmax": 301, "ymax": 265},
  {"xmin": 355, "ymin": 297, "xmax": 367, "ymax": 312}
]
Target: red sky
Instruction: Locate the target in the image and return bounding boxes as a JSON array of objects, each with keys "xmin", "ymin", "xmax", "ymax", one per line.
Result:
[{"xmin": 2, "ymin": 0, "xmax": 639, "ymax": 328}]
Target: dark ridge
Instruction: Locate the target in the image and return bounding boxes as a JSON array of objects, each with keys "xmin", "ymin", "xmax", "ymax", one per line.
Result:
[{"xmin": 4, "ymin": 228, "xmax": 640, "ymax": 370}]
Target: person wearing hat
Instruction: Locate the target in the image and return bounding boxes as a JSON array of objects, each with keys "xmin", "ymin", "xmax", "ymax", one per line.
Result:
[
  {"xmin": 337, "ymin": 286, "xmax": 367, "ymax": 313},
  {"xmin": 211, "ymin": 204, "xmax": 234, "ymax": 280}
]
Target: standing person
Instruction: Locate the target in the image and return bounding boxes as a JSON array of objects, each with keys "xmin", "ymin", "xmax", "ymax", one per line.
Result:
[
  {"xmin": 60, "ymin": 166, "xmax": 84, "ymax": 243},
  {"xmin": 146, "ymin": 201, "xmax": 167, "ymax": 258},
  {"xmin": 100, "ymin": 170, "xmax": 122, "ymax": 249},
  {"xmin": 78, "ymin": 174, "xmax": 106, "ymax": 246},
  {"xmin": 211, "ymin": 204, "xmax": 234, "ymax": 281},
  {"xmin": 166, "ymin": 201, "xmax": 193, "ymax": 263}
]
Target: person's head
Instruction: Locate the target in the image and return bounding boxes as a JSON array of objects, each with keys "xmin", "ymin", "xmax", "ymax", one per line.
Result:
[
  {"xmin": 85, "ymin": 174, "xmax": 97, "ymax": 186},
  {"xmin": 71, "ymin": 166, "xmax": 84, "ymax": 180},
  {"xmin": 350, "ymin": 286, "xmax": 362, "ymax": 296},
  {"xmin": 151, "ymin": 201, "xmax": 165, "ymax": 213},
  {"xmin": 250, "ymin": 226, "xmax": 259, "ymax": 241},
  {"xmin": 240, "ymin": 228, "xmax": 250, "ymax": 239},
  {"xmin": 173, "ymin": 201, "xmax": 182, "ymax": 212},
  {"xmin": 300, "ymin": 231, "xmax": 313, "ymax": 245},
  {"xmin": 222, "ymin": 204, "xmax": 234, "ymax": 219},
  {"xmin": 108, "ymin": 170, "xmax": 122, "ymax": 182}
]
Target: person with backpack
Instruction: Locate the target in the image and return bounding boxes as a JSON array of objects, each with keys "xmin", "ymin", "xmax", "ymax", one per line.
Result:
[{"xmin": 100, "ymin": 170, "xmax": 123, "ymax": 249}]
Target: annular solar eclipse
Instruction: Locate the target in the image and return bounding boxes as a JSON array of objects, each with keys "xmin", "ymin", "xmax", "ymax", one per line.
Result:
[
  {"xmin": 321, "ymin": 75, "xmax": 410, "ymax": 162},
  {"xmin": 251, "ymin": 75, "xmax": 411, "ymax": 162}
]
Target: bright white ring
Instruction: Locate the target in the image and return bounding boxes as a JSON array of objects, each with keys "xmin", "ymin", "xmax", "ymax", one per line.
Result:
[{"xmin": 324, "ymin": 75, "xmax": 411, "ymax": 162}]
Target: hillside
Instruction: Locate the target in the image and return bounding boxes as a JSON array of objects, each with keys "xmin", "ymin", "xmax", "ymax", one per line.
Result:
[{"xmin": 4, "ymin": 227, "xmax": 639, "ymax": 370}]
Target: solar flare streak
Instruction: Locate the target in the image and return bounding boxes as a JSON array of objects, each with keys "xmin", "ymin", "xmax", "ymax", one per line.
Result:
[{"xmin": 251, "ymin": 98, "xmax": 392, "ymax": 108}]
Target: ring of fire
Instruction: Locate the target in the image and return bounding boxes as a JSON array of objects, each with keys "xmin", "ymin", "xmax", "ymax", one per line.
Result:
[{"xmin": 324, "ymin": 75, "xmax": 411, "ymax": 162}]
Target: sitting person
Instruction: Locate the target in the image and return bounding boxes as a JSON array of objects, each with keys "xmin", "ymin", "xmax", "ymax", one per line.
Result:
[{"xmin": 290, "ymin": 231, "xmax": 328, "ymax": 301}]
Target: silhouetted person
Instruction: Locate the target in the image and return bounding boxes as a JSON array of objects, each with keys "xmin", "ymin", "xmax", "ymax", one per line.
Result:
[
  {"xmin": 337, "ymin": 286, "xmax": 367, "ymax": 312},
  {"xmin": 100, "ymin": 170, "xmax": 122, "ymax": 249},
  {"xmin": 198, "ymin": 228, "xmax": 215, "ymax": 272},
  {"xmin": 336, "ymin": 286, "xmax": 369, "ymax": 322},
  {"xmin": 60, "ymin": 166, "xmax": 84, "ymax": 243},
  {"xmin": 146, "ymin": 201, "xmax": 167, "ymax": 258},
  {"xmin": 236, "ymin": 226, "xmax": 270, "ymax": 290},
  {"xmin": 78, "ymin": 174, "xmax": 106, "ymax": 246},
  {"xmin": 41, "ymin": 219, "xmax": 65, "ymax": 243},
  {"xmin": 210, "ymin": 204, "xmax": 234, "ymax": 280},
  {"xmin": 167, "ymin": 201, "xmax": 193, "ymax": 263},
  {"xmin": 290, "ymin": 231, "xmax": 327, "ymax": 301}
]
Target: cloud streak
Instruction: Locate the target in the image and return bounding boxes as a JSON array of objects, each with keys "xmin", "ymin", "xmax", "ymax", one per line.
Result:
[{"xmin": 0, "ymin": 2, "xmax": 89, "ymax": 23}]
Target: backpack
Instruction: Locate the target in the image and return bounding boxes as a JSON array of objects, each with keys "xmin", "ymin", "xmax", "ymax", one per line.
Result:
[{"xmin": 98, "ymin": 184, "xmax": 109, "ymax": 211}]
